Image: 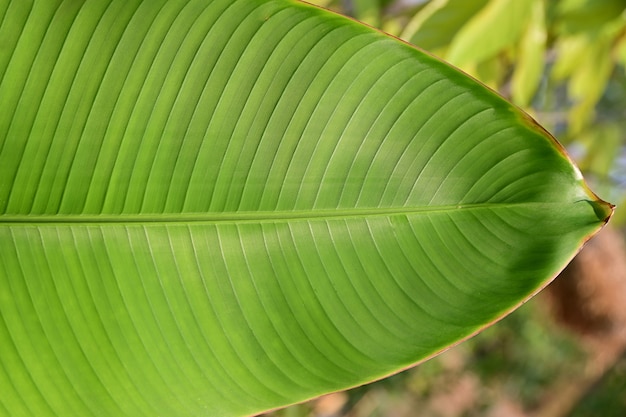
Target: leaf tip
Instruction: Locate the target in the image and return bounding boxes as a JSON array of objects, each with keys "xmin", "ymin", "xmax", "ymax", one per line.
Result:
[{"xmin": 593, "ymin": 199, "xmax": 615, "ymax": 225}]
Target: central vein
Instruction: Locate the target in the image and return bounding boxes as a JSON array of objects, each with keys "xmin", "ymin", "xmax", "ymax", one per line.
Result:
[{"xmin": 0, "ymin": 202, "xmax": 576, "ymax": 225}]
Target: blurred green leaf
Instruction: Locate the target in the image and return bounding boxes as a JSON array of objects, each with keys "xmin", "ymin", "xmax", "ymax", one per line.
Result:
[
  {"xmin": 473, "ymin": 55, "xmax": 507, "ymax": 89},
  {"xmin": 578, "ymin": 124, "xmax": 622, "ymax": 197},
  {"xmin": 511, "ymin": 0, "xmax": 547, "ymax": 107},
  {"xmin": 351, "ymin": 0, "xmax": 382, "ymax": 26},
  {"xmin": 556, "ymin": 0, "xmax": 626, "ymax": 34},
  {"xmin": 552, "ymin": 35, "xmax": 590, "ymax": 82},
  {"xmin": 551, "ymin": 11, "xmax": 624, "ymax": 134},
  {"xmin": 583, "ymin": 126, "xmax": 621, "ymax": 176},
  {"xmin": 568, "ymin": 35, "xmax": 615, "ymax": 134},
  {"xmin": 446, "ymin": 0, "xmax": 533, "ymax": 66},
  {"xmin": 401, "ymin": 0, "xmax": 489, "ymax": 51},
  {"xmin": 616, "ymin": 33, "xmax": 626, "ymax": 68}
]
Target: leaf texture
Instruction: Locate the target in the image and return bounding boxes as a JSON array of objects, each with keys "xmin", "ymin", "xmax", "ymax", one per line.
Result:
[{"xmin": 0, "ymin": 0, "xmax": 612, "ymax": 416}]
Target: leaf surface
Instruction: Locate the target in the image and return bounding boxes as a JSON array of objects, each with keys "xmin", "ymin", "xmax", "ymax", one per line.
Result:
[{"xmin": 0, "ymin": 1, "xmax": 612, "ymax": 416}]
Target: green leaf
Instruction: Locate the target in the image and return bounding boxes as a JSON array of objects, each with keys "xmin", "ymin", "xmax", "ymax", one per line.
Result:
[
  {"xmin": 511, "ymin": 0, "xmax": 547, "ymax": 107},
  {"xmin": 563, "ymin": 33, "xmax": 616, "ymax": 134},
  {"xmin": 350, "ymin": 0, "xmax": 382, "ymax": 27},
  {"xmin": 550, "ymin": 1, "xmax": 626, "ymax": 133},
  {"xmin": 401, "ymin": 0, "xmax": 489, "ymax": 51},
  {"xmin": 616, "ymin": 33, "xmax": 626, "ymax": 69},
  {"xmin": 555, "ymin": 0, "xmax": 626, "ymax": 35},
  {"xmin": 473, "ymin": 55, "xmax": 507, "ymax": 90},
  {"xmin": 446, "ymin": 0, "xmax": 533, "ymax": 66},
  {"xmin": 0, "ymin": 1, "xmax": 612, "ymax": 416},
  {"xmin": 578, "ymin": 124, "xmax": 622, "ymax": 196}
]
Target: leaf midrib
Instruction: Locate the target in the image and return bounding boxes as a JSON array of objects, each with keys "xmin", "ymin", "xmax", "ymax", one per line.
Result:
[{"xmin": 0, "ymin": 201, "xmax": 582, "ymax": 225}]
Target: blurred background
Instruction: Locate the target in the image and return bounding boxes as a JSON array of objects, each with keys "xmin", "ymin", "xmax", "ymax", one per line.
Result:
[{"xmin": 262, "ymin": 0, "xmax": 626, "ymax": 415}]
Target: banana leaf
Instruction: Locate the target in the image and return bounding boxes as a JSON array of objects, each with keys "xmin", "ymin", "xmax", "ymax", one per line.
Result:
[{"xmin": 0, "ymin": 0, "xmax": 612, "ymax": 416}]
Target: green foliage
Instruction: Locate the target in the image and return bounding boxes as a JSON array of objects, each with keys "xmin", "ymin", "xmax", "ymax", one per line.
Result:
[
  {"xmin": 0, "ymin": 1, "xmax": 612, "ymax": 416},
  {"xmin": 402, "ymin": 0, "xmax": 490, "ymax": 52},
  {"xmin": 445, "ymin": 0, "xmax": 534, "ymax": 67},
  {"xmin": 511, "ymin": 0, "xmax": 546, "ymax": 107},
  {"xmin": 569, "ymin": 356, "xmax": 626, "ymax": 417}
]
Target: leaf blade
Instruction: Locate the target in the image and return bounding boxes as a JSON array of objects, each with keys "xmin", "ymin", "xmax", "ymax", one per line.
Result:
[{"xmin": 0, "ymin": 0, "xmax": 612, "ymax": 416}]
